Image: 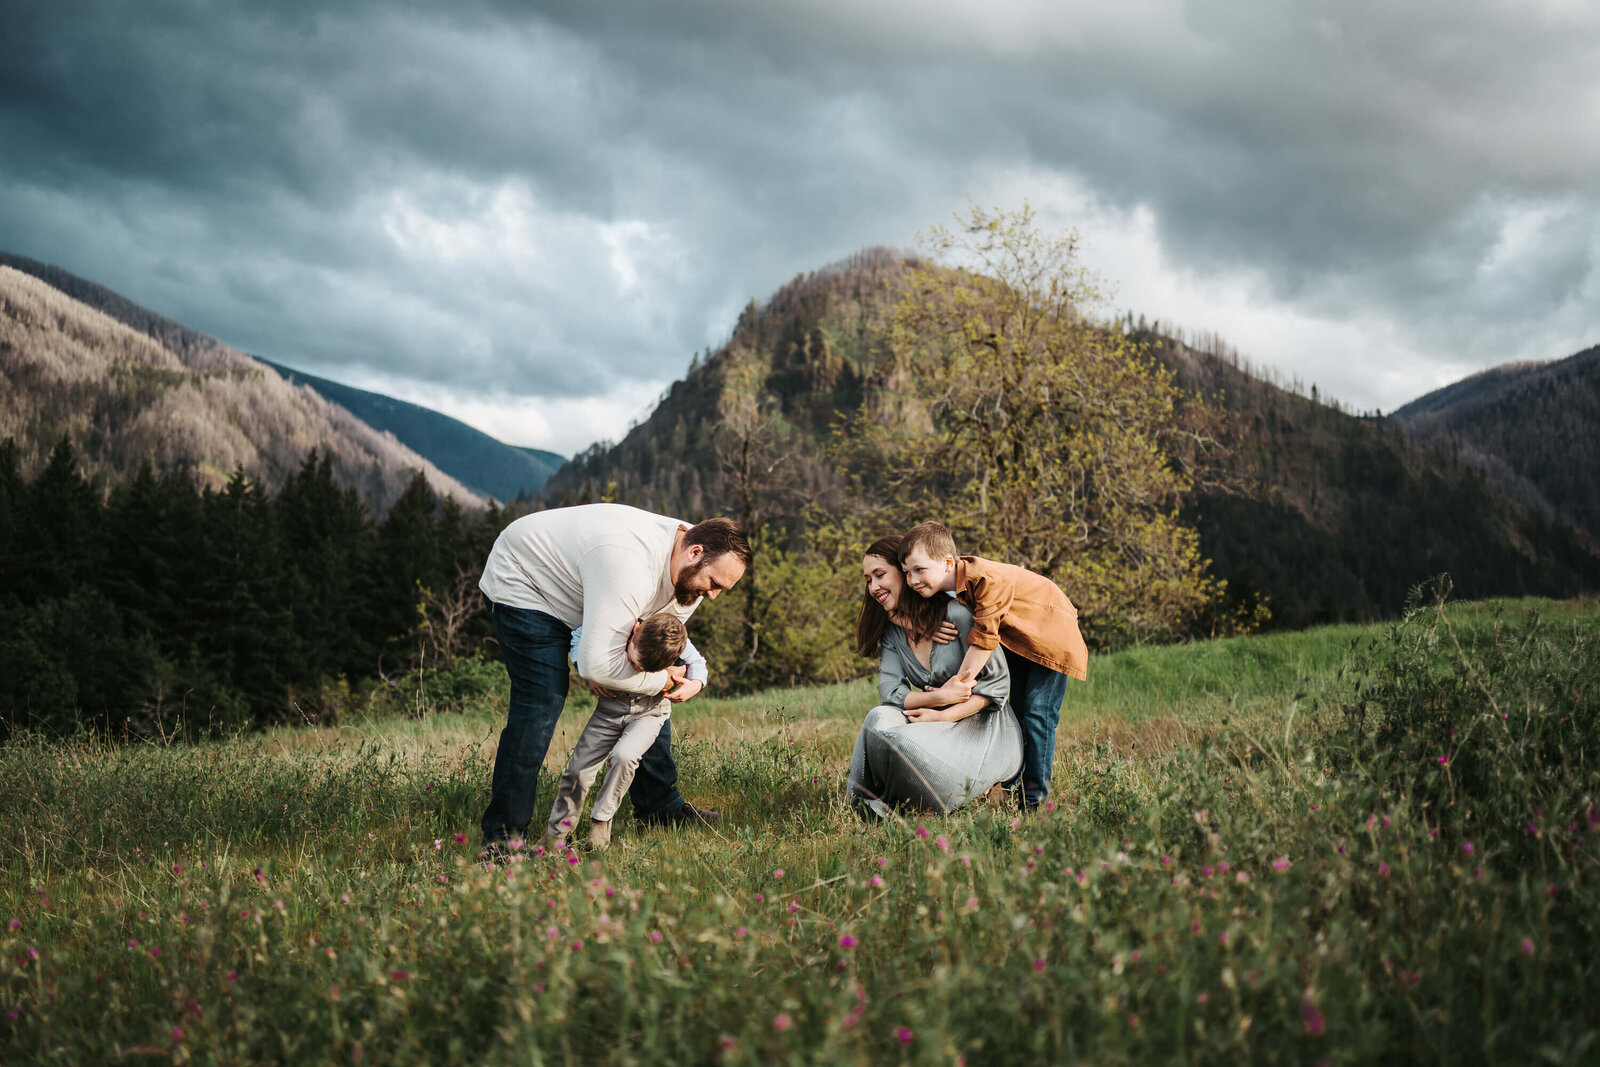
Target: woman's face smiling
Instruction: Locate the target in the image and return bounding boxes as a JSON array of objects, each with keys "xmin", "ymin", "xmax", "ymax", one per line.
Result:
[{"xmin": 862, "ymin": 553, "xmax": 904, "ymax": 614}]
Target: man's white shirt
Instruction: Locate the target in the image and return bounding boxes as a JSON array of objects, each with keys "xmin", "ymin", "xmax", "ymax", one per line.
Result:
[{"xmin": 479, "ymin": 504, "xmax": 702, "ymax": 694}]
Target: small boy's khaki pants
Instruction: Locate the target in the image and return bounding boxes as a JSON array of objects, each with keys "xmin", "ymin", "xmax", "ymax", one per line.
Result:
[{"xmin": 546, "ymin": 695, "xmax": 671, "ymax": 838}]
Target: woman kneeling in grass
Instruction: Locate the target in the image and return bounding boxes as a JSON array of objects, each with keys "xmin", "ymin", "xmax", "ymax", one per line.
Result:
[{"xmin": 848, "ymin": 535, "xmax": 1021, "ymax": 817}]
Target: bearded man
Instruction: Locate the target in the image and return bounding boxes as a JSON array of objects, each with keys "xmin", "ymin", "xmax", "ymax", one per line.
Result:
[{"xmin": 476, "ymin": 504, "xmax": 750, "ymax": 858}]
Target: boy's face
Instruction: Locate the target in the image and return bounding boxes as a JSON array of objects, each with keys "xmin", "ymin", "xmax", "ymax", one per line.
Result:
[
  {"xmin": 623, "ymin": 619, "xmax": 642, "ymax": 670},
  {"xmin": 901, "ymin": 546, "xmax": 955, "ymax": 598}
]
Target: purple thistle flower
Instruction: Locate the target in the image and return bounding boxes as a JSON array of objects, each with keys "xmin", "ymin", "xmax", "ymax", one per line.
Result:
[{"xmin": 1301, "ymin": 993, "xmax": 1326, "ymax": 1036}]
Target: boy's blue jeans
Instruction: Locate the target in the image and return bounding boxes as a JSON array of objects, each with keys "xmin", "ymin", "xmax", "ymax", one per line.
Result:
[
  {"xmin": 1008, "ymin": 653, "xmax": 1071, "ymax": 810},
  {"xmin": 480, "ymin": 599, "xmax": 687, "ymax": 847}
]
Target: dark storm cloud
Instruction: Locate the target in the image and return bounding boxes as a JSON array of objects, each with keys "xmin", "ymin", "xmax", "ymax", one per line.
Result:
[{"xmin": 2, "ymin": 0, "xmax": 1596, "ymax": 444}]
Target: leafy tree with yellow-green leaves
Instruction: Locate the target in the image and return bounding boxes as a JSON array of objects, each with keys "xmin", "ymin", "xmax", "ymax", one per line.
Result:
[{"xmin": 839, "ymin": 205, "xmax": 1248, "ymax": 647}]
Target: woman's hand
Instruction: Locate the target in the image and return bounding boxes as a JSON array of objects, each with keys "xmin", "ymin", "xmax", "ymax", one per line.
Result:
[{"xmin": 908, "ymin": 695, "xmax": 988, "ymax": 724}]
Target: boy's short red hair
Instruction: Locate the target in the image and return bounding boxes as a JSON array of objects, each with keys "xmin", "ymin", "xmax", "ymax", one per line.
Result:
[{"xmin": 899, "ymin": 522, "xmax": 958, "ymax": 564}]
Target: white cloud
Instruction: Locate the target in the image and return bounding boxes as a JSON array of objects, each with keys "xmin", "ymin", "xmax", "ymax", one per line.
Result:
[{"xmin": 339, "ymin": 368, "xmax": 672, "ymax": 456}]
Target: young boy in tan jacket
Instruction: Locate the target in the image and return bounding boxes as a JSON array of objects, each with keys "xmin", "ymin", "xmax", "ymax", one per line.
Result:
[{"xmin": 899, "ymin": 522, "xmax": 1088, "ymax": 810}]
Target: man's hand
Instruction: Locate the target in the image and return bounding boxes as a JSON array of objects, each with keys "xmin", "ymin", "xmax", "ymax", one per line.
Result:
[
  {"xmin": 663, "ymin": 677, "xmax": 704, "ymax": 704},
  {"xmin": 582, "ymin": 678, "xmax": 618, "ymax": 699},
  {"xmin": 657, "ymin": 664, "xmax": 688, "ymax": 697},
  {"xmin": 931, "ymin": 620, "xmax": 960, "ymax": 645}
]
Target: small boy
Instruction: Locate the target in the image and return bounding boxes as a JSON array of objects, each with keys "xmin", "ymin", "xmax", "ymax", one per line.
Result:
[
  {"xmin": 898, "ymin": 522, "xmax": 1088, "ymax": 810},
  {"xmin": 541, "ymin": 612, "xmax": 708, "ymax": 852}
]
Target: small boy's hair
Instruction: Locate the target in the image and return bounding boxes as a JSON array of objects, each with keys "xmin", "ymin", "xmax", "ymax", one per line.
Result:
[
  {"xmin": 899, "ymin": 522, "xmax": 958, "ymax": 565},
  {"xmin": 633, "ymin": 613, "xmax": 688, "ymax": 672}
]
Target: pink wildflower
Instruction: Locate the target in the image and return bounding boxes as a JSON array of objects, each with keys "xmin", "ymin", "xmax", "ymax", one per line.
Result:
[
  {"xmin": 773, "ymin": 1013, "xmax": 792, "ymax": 1032},
  {"xmin": 916, "ymin": 825, "xmax": 930, "ymax": 839},
  {"xmin": 772, "ymin": 868, "xmax": 785, "ymax": 879},
  {"xmin": 1461, "ymin": 841, "xmax": 1474, "ymax": 855},
  {"xmin": 171, "ymin": 1028, "xmax": 184, "ymax": 1041},
  {"xmin": 1378, "ymin": 861, "xmax": 1390, "ymax": 876},
  {"xmin": 1302, "ymin": 993, "xmax": 1326, "ymax": 1036},
  {"xmin": 648, "ymin": 931, "xmax": 662, "ymax": 943},
  {"xmin": 870, "ymin": 875, "xmax": 884, "ymax": 888},
  {"xmin": 1033, "ymin": 957, "xmax": 1047, "ymax": 971},
  {"xmin": 454, "ymin": 833, "xmax": 467, "ymax": 843},
  {"xmin": 896, "ymin": 1026, "xmax": 914, "ymax": 1044},
  {"xmin": 1521, "ymin": 938, "xmax": 1535, "ymax": 956},
  {"xmin": 839, "ymin": 935, "xmax": 858, "ymax": 948},
  {"xmin": 1272, "ymin": 857, "xmax": 1291, "ymax": 872}
]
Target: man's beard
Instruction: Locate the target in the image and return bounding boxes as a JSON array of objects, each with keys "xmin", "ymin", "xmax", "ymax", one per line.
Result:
[{"xmin": 674, "ymin": 558, "xmax": 709, "ymax": 606}]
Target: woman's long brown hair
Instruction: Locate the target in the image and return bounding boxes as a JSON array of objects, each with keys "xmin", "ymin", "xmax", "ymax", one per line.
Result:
[{"xmin": 855, "ymin": 535, "xmax": 949, "ymax": 657}]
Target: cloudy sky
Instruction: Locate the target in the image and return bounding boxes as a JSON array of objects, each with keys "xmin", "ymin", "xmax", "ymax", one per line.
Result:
[{"xmin": 3, "ymin": 0, "xmax": 1597, "ymax": 455}]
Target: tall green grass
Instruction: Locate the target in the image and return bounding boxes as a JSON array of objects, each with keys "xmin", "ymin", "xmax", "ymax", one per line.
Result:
[{"xmin": 2, "ymin": 596, "xmax": 1595, "ymax": 1063}]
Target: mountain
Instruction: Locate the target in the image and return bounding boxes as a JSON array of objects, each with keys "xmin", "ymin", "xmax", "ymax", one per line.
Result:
[
  {"xmin": 547, "ymin": 249, "xmax": 1599, "ymax": 633},
  {"xmin": 1388, "ymin": 345, "xmax": 1600, "ymax": 540},
  {"xmin": 257, "ymin": 357, "xmax": 564, "ymax": 503},
  {"xmin": 0, "ymin": 261, "xmax": 484, "ymax": 512},
  {"xmin": 0, "ymin": 251, "xmax": 558, "ymax": 505}
]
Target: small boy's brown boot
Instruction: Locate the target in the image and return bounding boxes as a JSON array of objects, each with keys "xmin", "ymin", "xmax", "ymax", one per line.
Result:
[
  {"xmin": 586, "ymin": 819, "xmax": 612, "ymax": 851},
  {"xmin": 538, "ymin": 828, "xmax": 566, "ymax": 856}
]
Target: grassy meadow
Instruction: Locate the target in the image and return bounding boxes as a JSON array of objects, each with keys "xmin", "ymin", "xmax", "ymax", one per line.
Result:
[{"xmin": 3, "ymin": 596, "xmax": 1597, "ymax": 1064}]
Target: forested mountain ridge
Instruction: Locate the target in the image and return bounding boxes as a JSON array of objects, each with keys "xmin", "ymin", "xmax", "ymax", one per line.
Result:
[
  {"xmin": 1137, "ymin": 332, "xmax": 1598, "ymax": 626},
  {"xmin": 258, "ymin": 357, "xmax": 565, "ymax": 504},
  {"xmin": 1388, "ymin": 345, "xmax": 1600, "ymax": 540},
  {"xmin": 547, "ymin": 249, "xmax": 1599, "ymax": 631},
  {"xmin": 0, "ymin": 261, "xmax": 483, "ymax": 512},
  {"xmin": 545, "ymin": 247, "xmax": 909, "ymax": 516}
]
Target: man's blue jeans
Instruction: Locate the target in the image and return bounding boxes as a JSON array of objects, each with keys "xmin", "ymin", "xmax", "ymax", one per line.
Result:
[
  {"xmin": 1008, "ymin": 653, "xmax": 1071, "ymax": 810},
  {"xmin": 480, "ymin": 600, "xmax": 686, "ymax": 846}
]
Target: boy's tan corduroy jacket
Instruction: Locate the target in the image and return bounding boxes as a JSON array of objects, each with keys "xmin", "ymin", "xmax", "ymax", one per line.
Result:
[{"xmin": 955, "ymin": 556, "xmax": 1088, "ymax": 681}]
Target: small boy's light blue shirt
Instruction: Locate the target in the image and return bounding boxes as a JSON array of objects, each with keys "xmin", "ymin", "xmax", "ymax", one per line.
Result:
[{"xmin": 569, "ymin": 627, "xmax": 708, "ymax": 684}]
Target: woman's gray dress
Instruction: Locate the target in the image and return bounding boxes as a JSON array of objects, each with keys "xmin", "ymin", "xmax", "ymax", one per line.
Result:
[{"xmin": 847, "ymin": 601, "xmax": 1023, "ymax": 817}]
